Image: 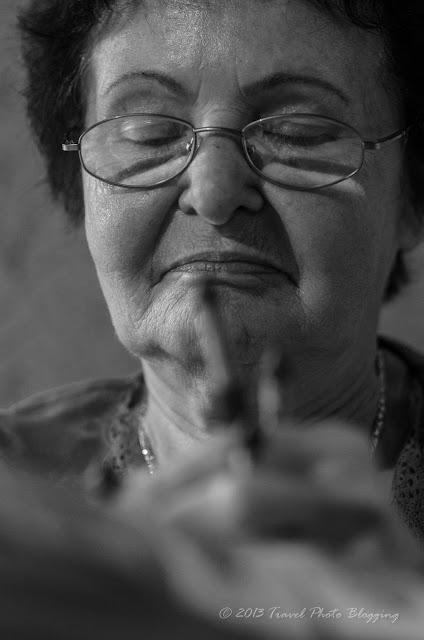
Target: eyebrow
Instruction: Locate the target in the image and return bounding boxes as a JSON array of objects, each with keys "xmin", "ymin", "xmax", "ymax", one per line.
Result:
[
  {"xmin": 103, "ymin": 70, "xmax": 192, "ymax": 99},
  {"xmin": 103, "ymin": 69, "xmax": 349, "ymax": 105},
  {"xmin": 241, "ymin": 71, "xmax": 350, "ymax": 105}
]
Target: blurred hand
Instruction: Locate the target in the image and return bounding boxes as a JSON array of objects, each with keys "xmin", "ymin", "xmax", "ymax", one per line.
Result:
[
  {"xmin": 0, "ymin": 459, "xmax": 252, "ymax": 640},
  {"xmin": 115, "ymin": 421, "xmax": 424, "ymax": 640}
]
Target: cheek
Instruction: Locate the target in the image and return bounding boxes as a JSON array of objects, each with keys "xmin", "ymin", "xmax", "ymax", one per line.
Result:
[
  {"xmin": 83, "ymin": 177, "xmax": 182, "ymax": 345},
  {"xmin": 264, "ymin": 176, "xmax": 393, "ymax": 322},
  {"xmin": 83, "ymin": 177, "xmax": 176, "ymax": 280}
]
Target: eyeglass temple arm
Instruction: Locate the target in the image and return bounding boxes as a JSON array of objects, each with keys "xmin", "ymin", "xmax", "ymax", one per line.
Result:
[
  {"xmin": 62, "ymin": 142, "xmax": 79, "ymax": 152},
  {"xmin": 364, "ymin": 128, "xmax": 408, "ymax": 151},
  {"xmin": 61, "ymin": 127, "xmax": 242, "ymax": 152}
]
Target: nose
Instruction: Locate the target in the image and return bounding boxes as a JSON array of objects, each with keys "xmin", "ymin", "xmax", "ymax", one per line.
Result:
[{"xmin": 178, "ymin": 132, "xmax": 264, "ymax": 225}]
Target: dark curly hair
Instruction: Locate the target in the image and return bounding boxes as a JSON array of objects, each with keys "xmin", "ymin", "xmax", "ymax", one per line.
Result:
[{"xmin": 18, "ymin": 0, "xmax": 424, "ymax": 299}]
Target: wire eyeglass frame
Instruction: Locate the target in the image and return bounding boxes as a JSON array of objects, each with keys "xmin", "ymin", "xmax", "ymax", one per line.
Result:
[{"xmin": 62, "ymin": 112, "xmax": 409, "ymax": 192}]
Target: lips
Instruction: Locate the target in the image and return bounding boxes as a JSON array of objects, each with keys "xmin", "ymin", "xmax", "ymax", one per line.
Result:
[
  {"xmin": 162, "ymin": 251, "xmax": 286, "ymax": 278},
  {"xmin": 170, "ymin": 261, "xmax": 279, "ymax": 274}
]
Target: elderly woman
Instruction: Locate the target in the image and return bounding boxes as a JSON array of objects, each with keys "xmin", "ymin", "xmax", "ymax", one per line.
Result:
[{"xmin": 2, "ymin": 0, "xmax": 424, "ymax": 550}]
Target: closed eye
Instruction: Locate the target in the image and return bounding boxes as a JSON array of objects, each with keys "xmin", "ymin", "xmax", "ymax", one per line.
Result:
[
  {"xmin": 122, "ymin": 134, "xmax": 184, "ymax": 148},
  {"xmin": 262, "ymin": 131, "xmax": 336, "ymax": 147}
]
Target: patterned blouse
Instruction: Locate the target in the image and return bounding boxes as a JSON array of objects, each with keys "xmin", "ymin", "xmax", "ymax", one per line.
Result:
[{"xmin": 0, "ymin": 336, "xmax": 423, "ymax": 539}]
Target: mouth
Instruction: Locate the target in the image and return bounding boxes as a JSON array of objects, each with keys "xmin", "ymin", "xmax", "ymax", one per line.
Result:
[{"xmin": 160, "ymin": 251, "xmax": 293, "ymax": 284}]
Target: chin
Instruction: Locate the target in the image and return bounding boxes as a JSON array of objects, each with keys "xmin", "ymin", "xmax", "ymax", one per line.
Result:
[{"xmin": 115, "ymin": 278, "xmax": 301, "ymax": 369}]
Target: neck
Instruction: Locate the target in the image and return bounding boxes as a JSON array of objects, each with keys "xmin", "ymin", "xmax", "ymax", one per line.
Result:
[
  {"xmin": 140, "ymin": 347, "xmax": 381, "ymax": 465},
  {"xmin": 141, "ymin": 361, "xmax": 213, "ymax": 463},
  {"xmin": 289, "ymin": 357, "xmax": 379, "ymax": 431}
]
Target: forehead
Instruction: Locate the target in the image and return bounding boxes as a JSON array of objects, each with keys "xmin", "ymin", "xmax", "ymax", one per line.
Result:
[{"xmin": 88, "ymin": 0, "xmax": 389, "ymax": 119}]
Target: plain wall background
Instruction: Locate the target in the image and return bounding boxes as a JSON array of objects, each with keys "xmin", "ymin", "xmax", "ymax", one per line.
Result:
[
  {"xmin": 0, "ymin": 0, "xmax": 136, "ymax": 407},
  {"xmin": 0, "ymin": 0, "xmax": 423, "ymax": 407}
]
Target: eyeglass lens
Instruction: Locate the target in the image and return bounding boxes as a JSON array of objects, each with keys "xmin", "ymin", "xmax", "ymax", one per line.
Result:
[
  {"xmin": 244, "ymin": 115, "xmax": 363, "ymax": 189},
  {"xmin": 80, "ymin": 114, "xmax": 364, "ymax": 189},
  {"xmin": 81, "ymin": 116, "xmax": 194, "ymax": 187}
]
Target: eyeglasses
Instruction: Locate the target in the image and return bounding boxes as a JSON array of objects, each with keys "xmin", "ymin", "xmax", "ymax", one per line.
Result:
[{"xmin": 62, "ymin": 113, "xmax": 408, "ymax": 191}]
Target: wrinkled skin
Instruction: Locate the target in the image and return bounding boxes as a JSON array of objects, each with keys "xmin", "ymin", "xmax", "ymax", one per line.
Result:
[{"xmin": 83, "ymin": 0, "xmax": 420, "ymax": 460}]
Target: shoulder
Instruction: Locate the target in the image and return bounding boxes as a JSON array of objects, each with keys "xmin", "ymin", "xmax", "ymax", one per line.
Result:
[{"xmin": 0, "ymin": 373, "xmax": 145, "ymax": 482}]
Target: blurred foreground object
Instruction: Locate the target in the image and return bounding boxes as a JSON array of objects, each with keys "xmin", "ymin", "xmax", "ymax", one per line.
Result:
[
  {"xmin": 115, "ymin": 422, "xmax": 424, "ymax": 639},
  {"xmin": 0, "ymin": 459, "xmax": 250, "ymax": 640},
  {"xmin": 0, "ymin": 422, "xmax": 424, "ymax": 638}
]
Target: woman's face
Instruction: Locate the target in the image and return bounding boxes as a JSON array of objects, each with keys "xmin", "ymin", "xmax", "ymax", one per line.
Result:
[{"xmin": 83, "ymin": 0, "xmax": 415, "ymax": 374}]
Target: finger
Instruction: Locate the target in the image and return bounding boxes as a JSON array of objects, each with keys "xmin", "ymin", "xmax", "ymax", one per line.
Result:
[
  {"xmin": 196, "ymin": 278, "xmax": 235, "ymax": 389},
  {"xmin": 117, "ymin": 466, "xmax": 242, "ymax": 572},
  {"xmin": 259, "ymin": 421, "xmax": 372, "ymax": 477},
  {"xmin": 238, "ymin": 472, "xmax": 386, "ymax": 546},
  {"xmin": 257, "ymin": 346, "xmax": 291, "ymax": 436},
  {"xmin": 301, "ymin": 421, "xmax": 371, "ymax": 461}
]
